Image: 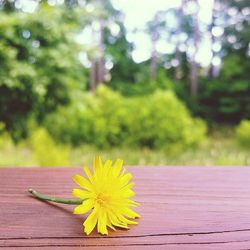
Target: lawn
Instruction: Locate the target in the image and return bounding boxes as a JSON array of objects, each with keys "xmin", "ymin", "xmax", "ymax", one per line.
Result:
[{"xmin": 0, "ymin": 128, "xmax": 249, "ymax": 167}]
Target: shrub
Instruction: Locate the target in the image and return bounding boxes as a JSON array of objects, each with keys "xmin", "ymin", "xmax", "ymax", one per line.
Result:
[
  {"xmin": 0, "ymin": 7, "xmax": 87, "ymax": 141},
  {"xmin": 127, "ymin": 91, "xmax": 206, "ymax": 149},
  {"xmin": 44, "ymin": 86, "xmax": 207, "ymax": 149},
  {"xmin": 236, "ymin": 120, "xmax": 250, "ymax": 148},
  {"xmin": 45, "ymin": 87, "xmax": 130, "ymax": 147},
  {"xmin": 0, "ymin": 123, "xmax": 18, "ymax": 152},
  {"xmin": 30, "ymin": 128, "xmax": 70, "ymax": 166}
]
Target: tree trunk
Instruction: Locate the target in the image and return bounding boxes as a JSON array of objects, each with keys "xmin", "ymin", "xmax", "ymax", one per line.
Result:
[
  {"xmin": 150, "ymin": 12, "xmax": 159, "ymax": 81},
  {"xmin": 190, "ymin": 0, "xmax": 200, "ymax": 96},
  {"xmin": 175, "ymin": 2, "xmax": 185, "ymax": 81},
  {"xmin": 150, "ymin": 47, "xmax": 157, "ymax": 81},
  {"xmin": 190, "ymin": 59, "xmax": 198, "ymax": 95},
  {"xmin": 97, "ymin": 18, "xmax": 105, "ymax": 85},
  {"xmin": 89, "ymin": 0, "xmax": 105, "ymax": 91},
  {"xmin": 90, "ymin": 60, "xmax": 97, "ymax": 92},
  {"xmin": 208, "ymin": 0, "xmax": 216, "ymax": 79}
]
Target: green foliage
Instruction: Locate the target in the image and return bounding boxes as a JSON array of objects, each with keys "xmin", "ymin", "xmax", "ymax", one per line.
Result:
[
  {"xmin": 2, "ymin": 127, "xmax": 249, "ymax": 167},
  {"xmin": 105, "ymin": 20, "xmax": 139, "ymax": 86},
  {"xmin": 236, "ymin": 120, "xmax": 250, "ymax": 148},
  {"xmin": 127, "ymin": 91, "xmax": 206, "ymax": 149},
  {"xmin": 196, "ymin": 80, "xmax": 250, "ymax": 124},
  {"xmin": 45, "ymin": 86, "xmax": 207, "ymax": 149},
  {"xmin": 0, "ymin": 5, "xmax": 86, "ymax": 140},
  {"xmin": 221, "ymin": 54, "xmax": 245, "ymax": 80},
  {"xmin": 0, "ymin": 130, "xmax": 12, "ymax": 150},
  {"xmin": 111, "ymin": 69, "xmax": 175, "ymax": 97},
  {"xmin": 0, "ymin": 0, "xmax": 249, "ymax": 168},
  {"xmin": 30, "ymin": 128, "xmax": 70, "ymax": 166},
  {"xmin": 0, "ymin": 122, "xmax": 5, "ymax": 135},
  {"xmin": 45, "ymin": 86, "xmax": 132, "ymax": 147}
]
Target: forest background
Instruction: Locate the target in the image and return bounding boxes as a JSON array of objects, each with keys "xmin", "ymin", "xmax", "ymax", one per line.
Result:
[{"xmin": 0, "ymin": 0, "xmax": 249, "ymax": 167}]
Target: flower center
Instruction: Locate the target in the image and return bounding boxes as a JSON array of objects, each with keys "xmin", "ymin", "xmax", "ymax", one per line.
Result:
[{"xmin": 96, "ymin": 193, "xmax": 110, "ymax": 206}]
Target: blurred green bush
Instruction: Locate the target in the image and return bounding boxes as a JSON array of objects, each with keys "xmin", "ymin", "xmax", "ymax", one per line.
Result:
[
  {"xmin": 0, "ymin": 6, "xmax": 87, "ymax": 140},
  {"xmin": 236, "ymin": 120, "xmax": 250, "ymax": 148},
  {"xmin": 30, "ymin": 127, "xmax": 70, "ymax": 166},
  {"xmin": 0, "ymin": 122, "xmax": 13, "ymax": 150},
  {"xmin": 45, "ymin": 86, "xmax": 207, "ymax": 149},
  {"xmin": 128, "ymin": 91, "xmax": 207, "ymax": 149}
]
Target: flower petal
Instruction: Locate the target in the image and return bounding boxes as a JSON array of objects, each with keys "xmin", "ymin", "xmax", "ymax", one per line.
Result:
[
  {"xmin": 72, "ymin": 189, "xmax": 93, "ymax": 199},
  {"xmin": 120, "ymin": 173, "xmax": 132, "ymax": 186},
  {"xmin": 121, "ymin": 188, "xmax": 135, "ymax": 198},
  {"xmin": 94, "ymin": 156, "xmax": 102, "ymax": 172},
  {"xmin": 83, "ymin": 166, "xmax": 93, "ymax": 183},
  {"xmin": 113, "ymin": 159, "xmax": 123, "ymax": 177},
  {"xmin": 117, "ymin": 213, "xmax": 138, "ymax": 225},
  {"xmin": 103, "ymin": 160, "xmax": 112, "ymax": 177},
  {"xmin": 121, "ymin": 207, "xmax": 141, "ymax": 219},
  {"xmin": 74, "ymin": 199, "xmax": 94, "ymax": 214},
  {"xmin": 73, "ymin": 174, "xmax": 93, "ymax": 191},
  {"xmin": 107, "ymin": 211, "xmax": 128, "ymax": 229},
  {"xmin": 84, "ymin": 206, "xmax": 98, "ymax": 235},
  {"xmin": 97, "ymin": 208, "xmax": 108, "ymax": 235}
]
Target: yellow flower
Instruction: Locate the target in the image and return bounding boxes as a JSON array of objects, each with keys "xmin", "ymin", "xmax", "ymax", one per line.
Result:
[{"xmin": 72, "ymin": 156, "xmax": 140, "ymax": 235}]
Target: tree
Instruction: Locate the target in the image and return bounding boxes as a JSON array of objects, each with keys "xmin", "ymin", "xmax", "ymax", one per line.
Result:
[
  {"xmin": 149, "ymin": 12, "xmax": 161, "ymax": 81},
  {"xmin": 196, "ymin": 0, "xmax": 250, "ymax": 124},
  {"xmin": 188, "ymin": 0, "xmax": 200, "ymax": 96},
  {"xmin": 0, "ymin": 4, "xmax": 86, "ymax": 139}
]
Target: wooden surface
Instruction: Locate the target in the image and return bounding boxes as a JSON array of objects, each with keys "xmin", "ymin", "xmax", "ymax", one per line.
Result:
[{"xmin": 1, "ymin": 167, "xmax": 250, "ymax": 249}]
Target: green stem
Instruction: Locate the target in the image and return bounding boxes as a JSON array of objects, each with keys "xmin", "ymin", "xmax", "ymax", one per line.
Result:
[{"xmin": 28, "ymin": 188, "xmax": 83, "ymax": 205}]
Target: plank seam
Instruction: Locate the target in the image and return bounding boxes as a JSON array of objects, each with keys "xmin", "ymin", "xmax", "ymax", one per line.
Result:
[
  {"xmin": 2, "ymin": 227, "xmax": 250, "ymax": 241},
  {"xmin": 1, "ymin": 240, "xmax": 250, "ymax": 248}
]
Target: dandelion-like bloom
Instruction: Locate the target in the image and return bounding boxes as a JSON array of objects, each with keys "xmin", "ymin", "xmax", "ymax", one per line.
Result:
[{"xmin": 72, "ymin": 156, "xmax": 140, "ymax": 235}]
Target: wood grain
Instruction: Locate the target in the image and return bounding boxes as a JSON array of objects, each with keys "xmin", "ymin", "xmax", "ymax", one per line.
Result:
[{"xmin": 1, "ymin": 167, "xmax": 250, "ymax": 249}]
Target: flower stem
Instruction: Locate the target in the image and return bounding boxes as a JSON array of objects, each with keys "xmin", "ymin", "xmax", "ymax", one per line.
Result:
[{"xmin": 28, "ymin": 188, "xmax": 83, "ymax": 205}]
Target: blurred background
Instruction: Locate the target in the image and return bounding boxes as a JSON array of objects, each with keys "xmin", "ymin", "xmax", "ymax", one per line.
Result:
[{"xmin": 0, "ymin": 0, "xmax": 249, "ymax": 167}]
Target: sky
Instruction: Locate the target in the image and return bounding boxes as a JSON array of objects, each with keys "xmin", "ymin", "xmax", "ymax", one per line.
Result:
[
  {"xmin": 111, "ymin": 0, "xmax": 215, "ymax": 66},
  {"xmin": 16, "ymin": 0, "xmax": 216, "ymax": 67}
]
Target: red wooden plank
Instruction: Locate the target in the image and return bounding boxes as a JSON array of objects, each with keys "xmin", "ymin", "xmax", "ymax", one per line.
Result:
[{"xmin": 1, "ymin": 167, "xmax": 250, "ymax": 249}]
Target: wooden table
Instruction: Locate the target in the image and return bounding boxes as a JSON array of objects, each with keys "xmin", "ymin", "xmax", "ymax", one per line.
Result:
[{"xmin": 1, "ymin": 167, "xmax": 250, "ymax": 249}]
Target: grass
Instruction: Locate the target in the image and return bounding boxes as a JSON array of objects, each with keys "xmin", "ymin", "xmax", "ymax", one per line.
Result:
[{"xmin": 0, "ymin": 129, "xmax": 249, "ymax": 167}]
